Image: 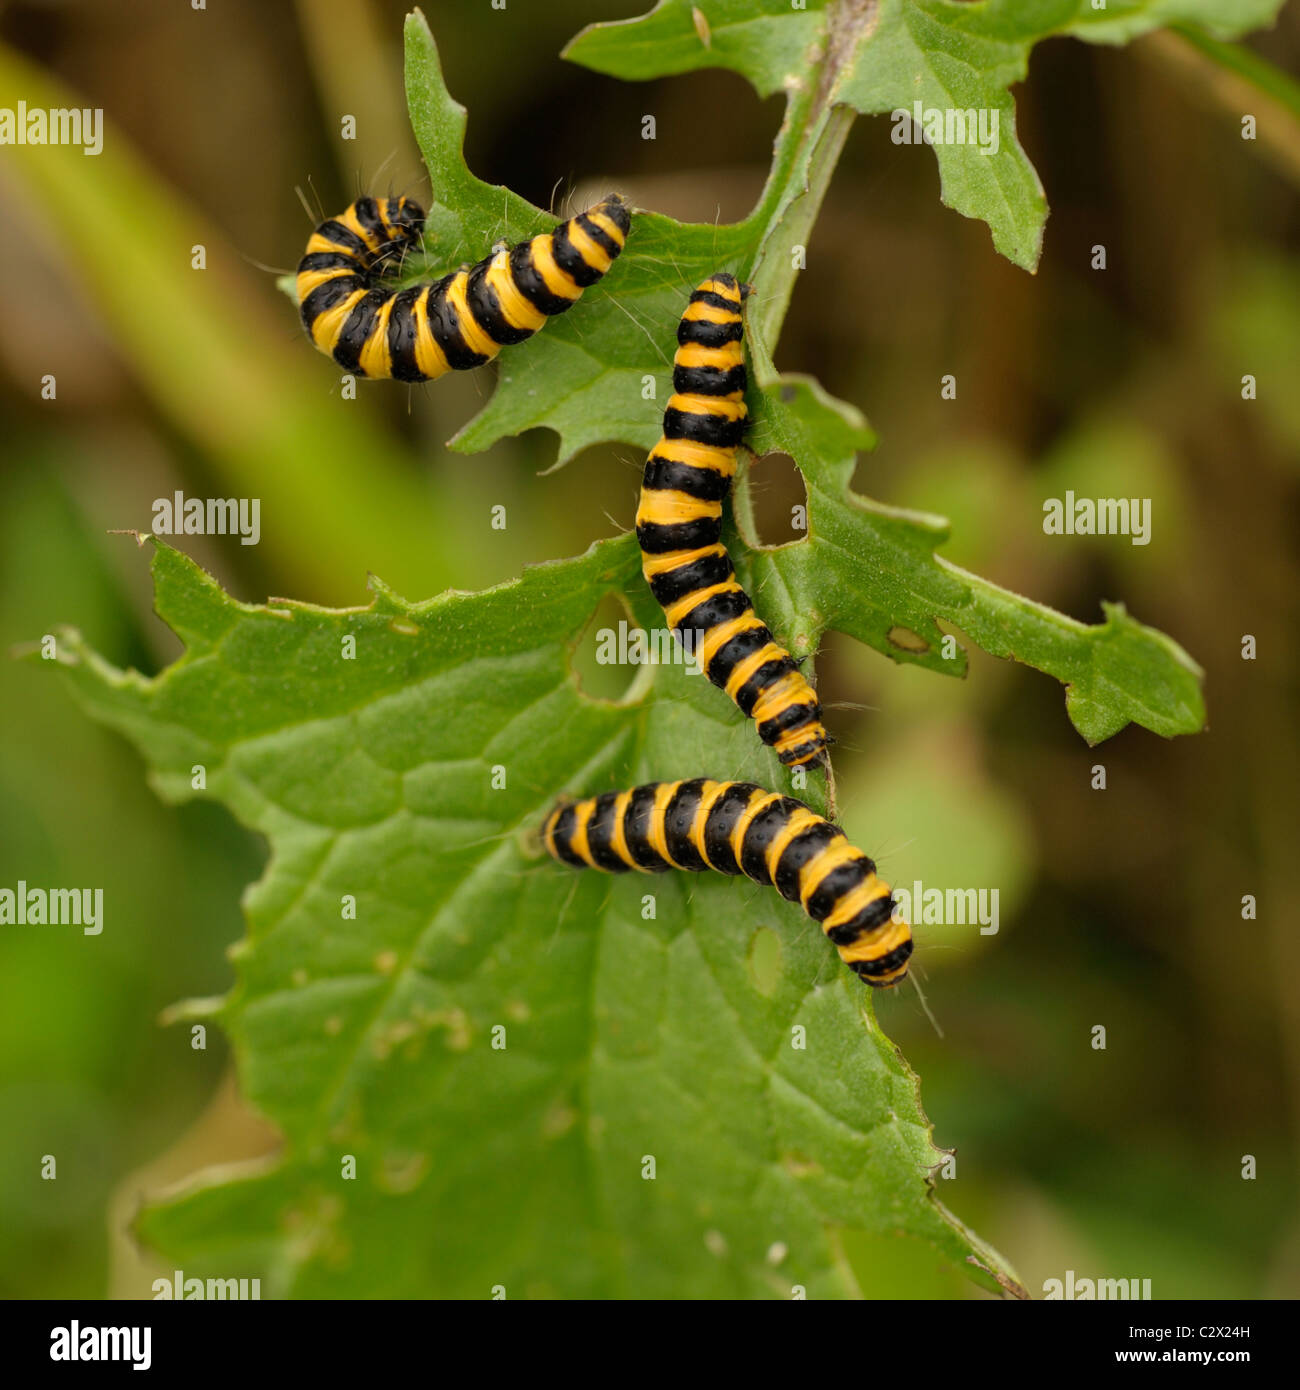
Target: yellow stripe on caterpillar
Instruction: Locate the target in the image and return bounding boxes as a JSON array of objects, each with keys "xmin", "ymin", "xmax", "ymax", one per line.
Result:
[
  {"xmin": 296, "ymin": 193, "xmax": 631, "ymax": 382},
  {"xmin": 543, "ymin": 779, "xmax": 914, "ymax": 989}
]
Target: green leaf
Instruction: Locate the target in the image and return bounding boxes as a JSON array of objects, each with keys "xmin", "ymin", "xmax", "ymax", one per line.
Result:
[
  {"xmin": 564, "ymin": 0, "xmax": 829, "ymax": 99},
  {"xmin": 400, "ymin": 11, "xmax": 550, "ymax": 262},
  {"xmin": 50, "ymin": 540, "xmax": 1025, "ymax": 1299},
  {"xmin": 41, "ymin": 4, "xmax": 1212, "ymax": 1300},
  {"xmin": 450, "ymin": 211, "xmax": 757, "ymax": 461},
  {"xmin": 567, "ymin": 0, "xmax": 1287, "ymax": 271},
  {"xmin": 394, "ymin": 11, "xmax": 772, "ymax": 463},
  {"xmin": 738, "ymin": 374, "xmax": 1206, "ymax": 742},
  {"xmin": 294, "ymin": 12, "xmax": 1208, "ymax": 757}
]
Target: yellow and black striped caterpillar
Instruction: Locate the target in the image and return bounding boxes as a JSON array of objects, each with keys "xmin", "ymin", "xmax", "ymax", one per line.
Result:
[
  {"xmin": 542, "ymin": 780, "xmax": 912, "ymax": 987},
  {"xmin": 634, "ymin": 274, "xmax": 831, "ymax": 768},
  {"xmin": 296, "ymin": 193, "xmax": 631, "ymax": 380}
]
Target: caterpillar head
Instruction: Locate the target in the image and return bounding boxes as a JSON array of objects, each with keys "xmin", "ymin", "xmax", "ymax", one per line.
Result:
[
  {"xmin": 592, "ymin": 192, "xmax": 632, "ymax": 239},
  {"xmin": 386, "ymin": 196, "xmax": 427, "ymax": 243},
  {"xmin": 699, "ymin": 271, "xmax": 745, "ymax": 305},
  {"xmin": 706, "ymin": 273, "xmax": 753, "ymax": 301},
  {"xmin": 849, "ymin": 924, "xmax": 913, "ymax": 989}
]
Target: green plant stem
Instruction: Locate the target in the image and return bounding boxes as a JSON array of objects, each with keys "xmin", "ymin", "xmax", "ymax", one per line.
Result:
[
  {"xmin": 1143, "ymin": 26, "xmax": 1300, "ymax": 184},
  {"xmin": 743, "ymin": 0, "xmax": 883, "ymax": 354},
  {"xmin": 1170, "ymin": 23, "xmax": 1300, "ymax": 120},
  {"xmin": 752, "ymin": 103, "xmax": 856, "ymax": 350}
]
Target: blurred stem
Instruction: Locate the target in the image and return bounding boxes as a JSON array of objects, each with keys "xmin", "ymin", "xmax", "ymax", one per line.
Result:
[
  {"xmin": 294, "ymin": 0, "xmax": 422, "ymax": 190},
  {"xmin": 1140, "ymin": 28, "xmax": 1300, "ymax": 185},
  {"xmin": 0, "ymin": 39, "xmax": 452, "ymax": 605},
  {"xmin": 1170, "ymin": 24, "xmax": 1300, "ymax": 120}
]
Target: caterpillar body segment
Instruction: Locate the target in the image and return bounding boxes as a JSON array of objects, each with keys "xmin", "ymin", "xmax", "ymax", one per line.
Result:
[
  {"xmin": 296, "ymin": 193, "xmax": 631, "ymax": 380},
  {"xmin": 634, "ymin": 274, "xmax": 831, "ymax": 768},
  {"xmin": 542, "ymin": 780, "xmax": 912, "ymax": 987}
]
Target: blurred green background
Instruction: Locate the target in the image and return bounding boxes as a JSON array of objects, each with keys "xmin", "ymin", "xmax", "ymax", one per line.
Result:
[{"xmin": 1, "ymin": 0, "xmax": 1298, "ymax": 1299}]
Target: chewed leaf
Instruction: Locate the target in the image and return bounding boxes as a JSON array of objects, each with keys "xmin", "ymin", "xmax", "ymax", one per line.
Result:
[
  {"xmin": 567, "ymin": 0, "xmax": 1287, "ymax": 271},
  {"xmin": 51, "ymin": 540, "xmax": 1025, "ymax": 1299},
  {"xmin": 738, "ymin": 376, "xmax": 1207, "ymax": 741},
  {"xmin": 396, "ymin": 14, "xmax": 1207, "ymax": 745},
  {"xmin": 36, "ymin": 0, "xmax": 1238, "ymax": 1303}
]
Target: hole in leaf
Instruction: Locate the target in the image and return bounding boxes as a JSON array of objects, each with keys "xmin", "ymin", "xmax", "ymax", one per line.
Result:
[
  {"xmin": 745, "ymin": 451, "xmax": 809, "ymax": 546},
  {"xmin": 570, "ymin": 592, "xmax": 649, "ymax": 704},
  {"xmin": 887, "ymin": 625, "xmax": 931, "ymax": 654},
  {"xmin": 747, "ymin": 925, "xmax": 783, "ymax": 997}
]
